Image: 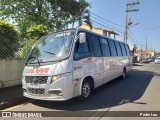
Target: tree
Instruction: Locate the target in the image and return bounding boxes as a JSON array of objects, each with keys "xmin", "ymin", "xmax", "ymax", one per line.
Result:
[
  {"xmin": 77, "ymin": 0, "xmax": 92, "ymax": 28},
  {"xmin": 0, "ymin": 0, "xmax": 92, "ymax": 58},
  {"xmin": 0, "ymin": 0, "xmax": 63, "ymax": 57},
  {"xmin": 0, "ymin": 0, "xmax": 55, "ymax": 38},
  {"xmin": 0, "ymin": 19, "xmax": 20, "ymax": 58},
  {"xmin": 47, "ymin": 0, "xmax": 92, "ymax": 28},
  {"xmin": 0, "ymin": 0, "xmax": 92, "ymax": 35}
]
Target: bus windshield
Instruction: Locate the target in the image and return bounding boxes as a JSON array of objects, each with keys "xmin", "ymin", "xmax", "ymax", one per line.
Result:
[{"xmin": 27, "ymin": 31, "xmax": 75, "ymax": 64}]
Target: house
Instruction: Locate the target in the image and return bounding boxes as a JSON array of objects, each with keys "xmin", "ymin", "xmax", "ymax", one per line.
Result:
[
  {"xmin": 134, "ymin": 49, "xmax": 155, "ymax": 59},
  {"xmin": 78, "ymin": 24, "xmax": 119, "ymax": 39}
]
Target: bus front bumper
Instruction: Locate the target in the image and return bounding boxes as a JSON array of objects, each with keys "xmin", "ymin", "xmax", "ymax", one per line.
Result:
[
  {"xmin": 23, "ymin": 92, "xmax": 68, "ymax": 101},
  {"xmin": 22, "ymin": 75, "xmax": 73, "ymax": 101}
]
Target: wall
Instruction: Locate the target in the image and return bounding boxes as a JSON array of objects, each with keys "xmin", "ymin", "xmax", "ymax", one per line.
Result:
[{"xmin": 0, "ymin": 60, "xmax": 25, "ymax": 88}]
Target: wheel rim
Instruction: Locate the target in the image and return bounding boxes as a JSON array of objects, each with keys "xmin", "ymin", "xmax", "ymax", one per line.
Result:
[{"xmin": 82, "ymin": 82, "xmax": 90, "ymax": 98}]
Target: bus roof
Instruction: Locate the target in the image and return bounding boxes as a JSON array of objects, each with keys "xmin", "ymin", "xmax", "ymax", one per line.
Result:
[{"xmin": 76, "ymin": 28, "xmax": 128, "ymax": 45}]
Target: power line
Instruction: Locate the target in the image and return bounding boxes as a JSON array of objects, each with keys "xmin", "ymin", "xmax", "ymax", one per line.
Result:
[
  {"xmin": 128, "ymin": 34, "xmax": 138, "ymax": 45},
  {"xmin": 58, "ymin": 0, "xmax": 139, "ymax": 44},
  {"xmin": 91, "ymin": 14, "xmax": 141, "ymax": 45},
  {"xmin": 91, "ymin": 15, "xmax": 124, "ymax": 32},
  {"xmin": 141, "ymin": 26, "xmax": 160, "ymax": 30},
  {"xmin": 91, "ymin": 19, "xmax": 124, "ymax": 34},
  {"xmin": 65, "ymin": 0, "xmax": 126, "ymax": 29},
  {"xmin": 91, "ymin": 19, "xmax": 138, "ymax": 45},
  {"xmin": 57, "ymin": 0, "xmax": 125, "ymax": 33},
  {"xmin": 129, "ymin": 29, "xmax": 141, "ymax": 44},
  {"xmin": 90, "ymin": 12, "xmax": 125, "ymax": 28},
  {"xmin": 132, "ymin": 27, "xmax": 160, "ymax": 32}
]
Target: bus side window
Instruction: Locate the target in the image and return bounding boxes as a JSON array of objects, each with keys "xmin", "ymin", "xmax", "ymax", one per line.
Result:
[
  {"xmin": 108, "ymin": 40, "xmax": 117, "ymax": 56},
  {"xmin": 124, "ymin": 44, "xmax": 131, "ymax": 56},
  {"xmin": 73, "ymin": 33, "xmax": 91, "ymax": 60},
  {"xmin": 99, "ymin": 37, "xmax": 111, "ymax": 57},
  {"xmin": 120, "ymin": 43, "xmax": 127, "ymax": 56},
  {"xmin": 91, "ymin": 35, "xmax": 102, "ymax": 57},
  {"xmin": 115, "ymin": 42, "xmax": 123, "ymax": 56}
]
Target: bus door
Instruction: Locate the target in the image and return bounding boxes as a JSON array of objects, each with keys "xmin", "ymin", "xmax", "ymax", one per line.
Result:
[{"xmin": 73, "ymin": 32, "xmax": 94, "ymax": 92}]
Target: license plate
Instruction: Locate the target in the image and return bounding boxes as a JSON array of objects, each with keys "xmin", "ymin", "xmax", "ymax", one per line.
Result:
[{"xmin": 31, "ymin": 83, "xmax": 39, "ymax": 88}]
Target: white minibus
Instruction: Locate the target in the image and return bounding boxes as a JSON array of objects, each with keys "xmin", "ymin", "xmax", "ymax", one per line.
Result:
[{"xmin": 22, "ymin": 28, "xmax": 132, "ymax": 101}]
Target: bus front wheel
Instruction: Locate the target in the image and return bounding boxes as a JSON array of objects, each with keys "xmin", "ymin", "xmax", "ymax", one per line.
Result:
[{"xmin": 78, "ymin": 79, "xmax": 93, "ymax": 101}]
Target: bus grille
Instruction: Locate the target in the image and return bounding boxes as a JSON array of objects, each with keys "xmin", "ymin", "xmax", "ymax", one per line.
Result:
[
  {"xmin": 25, "ymin": 76, "xmax": 48, "ymax": 84},
  {"xmin": 28, "ymin": 88, "xmax": 45, "ymax": 95}
]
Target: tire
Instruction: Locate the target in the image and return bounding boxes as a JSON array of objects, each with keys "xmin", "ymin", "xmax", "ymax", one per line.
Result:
[
  {"xmin": 78, "ymin": 79, "xmax": 93, "ymax": 102},
  {"xmin": 120, "ymin": 68, "xmax": 126, "ymax": 80}
]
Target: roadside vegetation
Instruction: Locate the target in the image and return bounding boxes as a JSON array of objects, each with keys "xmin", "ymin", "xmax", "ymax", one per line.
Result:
[{"xmin": 0, "ymin": 0, "xmax": 92, "ymax": 58}]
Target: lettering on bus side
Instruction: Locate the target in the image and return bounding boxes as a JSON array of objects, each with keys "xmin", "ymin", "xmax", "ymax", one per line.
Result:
[{"xmin": 83, "ymin": 58, "xmax": 92, "ymax": 63}]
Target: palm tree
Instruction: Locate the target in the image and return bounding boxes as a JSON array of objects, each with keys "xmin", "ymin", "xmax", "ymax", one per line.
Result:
[
  {"xmin": 72, "ymin": 0, "xmax": 92, "ymax": 28},
  {"xmin": 82, "ymin": 9, "xmax": 92, "ymax": 29},
  {"xmin": 47, "ymin": 0, "xmax": 92, "ymax": 29}
]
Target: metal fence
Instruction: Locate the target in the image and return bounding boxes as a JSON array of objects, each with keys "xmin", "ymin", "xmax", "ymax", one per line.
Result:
[
  {"xmin": 0, "ymin": 37, "xmax": 33, "ymax": 60},
  {"xmin": 0, "ymin": 36, "xmax": 32, "ymax": 88}
]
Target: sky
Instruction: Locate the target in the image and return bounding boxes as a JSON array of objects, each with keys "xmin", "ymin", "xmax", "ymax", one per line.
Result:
[{"xmin": 85, "ymin": 0, "xmax": 160, "ymax": 51}]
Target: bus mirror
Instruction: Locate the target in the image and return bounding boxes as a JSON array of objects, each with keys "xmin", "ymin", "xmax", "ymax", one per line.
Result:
[{"xmin": 79, "ymin": 32, "xmax": 86, "ymax": 43}]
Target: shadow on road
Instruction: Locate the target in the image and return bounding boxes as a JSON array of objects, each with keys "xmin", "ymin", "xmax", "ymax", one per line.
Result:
[
  {"xmin": 32, "ymin": 69, "xmax": 153, "ymax": 111},
  {"xmin": 0, "ymin": 85, "xmax": 29, "ymax": 110}
]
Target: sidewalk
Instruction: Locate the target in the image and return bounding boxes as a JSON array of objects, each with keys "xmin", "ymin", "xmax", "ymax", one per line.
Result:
[{"xmin": 0, "ymin": 85, "xmax": 30, "ymax": 110}]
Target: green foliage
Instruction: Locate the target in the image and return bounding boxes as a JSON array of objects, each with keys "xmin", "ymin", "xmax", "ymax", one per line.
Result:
[
  {"xmin": 24, "ymin": 24, "xmax": 48, "ymax": 58},
  {"xmin": 0, "ymin": 0, "xmax": 92, "ymax": 34},
  {"xmin": 48, "ymin": 0, "xmax": 92, "ymax": 28},
  {"xmin": 27, "ymin": 24, "xmax": 48, "ymax": 40},
  {"xmin": 1, "ymin": 0, "xmax": 55, "ymax": 37},
  {"xmin": 0, "ymin": 0, "xmax": 92, "ymax": 58},
  {"xmin": 0, "ymin": 0, "xmax": 56, "ymax": 58},
  {"xmin": 0, "ymin": 19, "xmax": 20, "ymax": 58}
]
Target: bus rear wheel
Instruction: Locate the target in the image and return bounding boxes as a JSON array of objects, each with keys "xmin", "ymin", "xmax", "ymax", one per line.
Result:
[{"xmin": 120, "ymin": 68, "xmax": 126, "ymax": 80}]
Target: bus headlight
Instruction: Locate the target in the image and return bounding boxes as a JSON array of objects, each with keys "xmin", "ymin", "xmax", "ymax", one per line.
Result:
[{"xmin": 51, "ymin": 73, "xmax": 69, "ymax": 83}]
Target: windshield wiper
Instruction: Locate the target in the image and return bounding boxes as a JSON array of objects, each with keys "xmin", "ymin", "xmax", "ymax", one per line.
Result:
[
  {"xmin": 43, "ymin": 50, "xmax": 62, "ymax": 61},
  {"xmin": 43, "ymin": 50, "xmax": 56, "ymax": 55},
  {"xmin": 25, "ymin": 55, "xmax": 36, "ymax": 65},
  {"xmin": 26, "ymin": 55, "xmax": 41, "ymax": 65},
  {"xmin": 36, "ymin": 57, "xmax": 41, "ymax": 65}
]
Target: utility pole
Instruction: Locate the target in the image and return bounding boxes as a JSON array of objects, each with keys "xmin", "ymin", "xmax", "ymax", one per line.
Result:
[
  {"xmin": 141, "ymin": 44, "xmax": 142, "ymax": 54},
  {"xmin": 146, "ymin": 37, "xmax": 148, "ymax": 58},
  {"xmin": 140, "ymin": 44, "xmax": 142, "ymax": 61},
  {"xmin": 124, "ymin": 1, "xmax": 140, "ymax": 43}
]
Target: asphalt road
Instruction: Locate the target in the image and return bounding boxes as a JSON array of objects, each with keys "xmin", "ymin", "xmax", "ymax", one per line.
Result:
[{"xmin": 1, "ymin": 62, "xmax": 160, "ymax": 120}]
